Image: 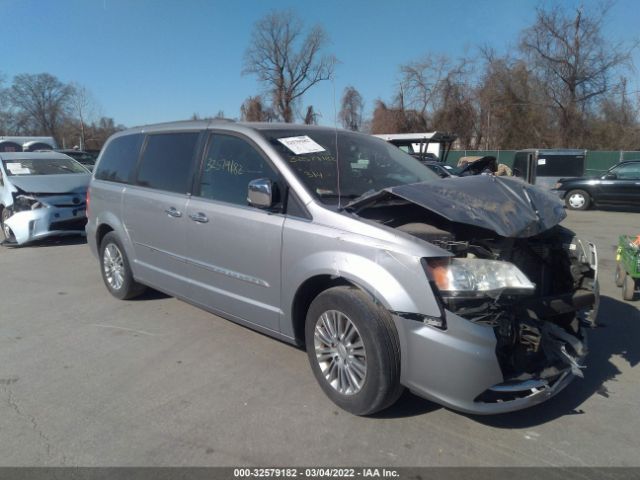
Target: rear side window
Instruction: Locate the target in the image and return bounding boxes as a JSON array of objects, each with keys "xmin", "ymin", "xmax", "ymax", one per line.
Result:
[
  {"xmin": 94, "ymin": 134, "xmax": 143, "ymax": 183},
  {"xmin": 136, "ymin": 132, "xmax": 200, "ymax": 194}
]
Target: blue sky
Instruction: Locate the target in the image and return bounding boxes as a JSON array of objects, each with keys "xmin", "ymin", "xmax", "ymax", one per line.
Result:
[{"xmin": 3, "ymin": 0, "xmax": 639, "ymax": 127}]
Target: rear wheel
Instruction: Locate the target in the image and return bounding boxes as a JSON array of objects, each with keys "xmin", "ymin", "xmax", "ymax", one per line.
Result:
[
  {"xmin": 1, "ymin": 208, "xmax": 16, "ymax": 243},
  {"xmin": 622, "ymin": 274, "xmax": 637, "ymax": 301},
  {"xmin": 305, "ymin": 286, "xmax": 403, "ymax": 416},
  {"xmin": 99, "ymin": 232, "xmax": 146, "ymax": 300},
  {"xmin": 565, "ymin": 189, "xmax": 591, "ymax": 210},
  {"xmin": 615, "ymin": 262, "xmax": 625, "ymax": 287}
]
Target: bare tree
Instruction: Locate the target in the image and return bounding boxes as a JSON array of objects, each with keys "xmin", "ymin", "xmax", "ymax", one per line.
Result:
[
  {"xmin": 476, "ymin": 51, "xmax": 553, "ymax": 149},
  {"xmin": 432, "ymin": 76, "xmax": 478, "ymax": 148},
  {"xmin": 399, "ymin": 54, "xmax": 451, "ymax": 122},
  {"xmin": 520, "ymin": 4, "xmax": 636, "ymax": 146},
  {"xmin": 240, "ymin": 95, "xmax": 275, "ymax": 122},
  {"xmin": 303, "ymin": 105, "xmax": 319, "ymax": 125},
  {"xmin": 369, "ymin": 100, "xmax": 426, "ymax": 134},
  {"xmin": 242, "ymin": 10, "xmax": 336, "ymax": 123},
  {"xmin": 8, "ymin": 73, "xmax": 74, "ymax": 143},
  {"xmin": 339, "ymin": 86, "xmax": 364, "ymax": 131},
  {"xmin": 70, "ymin": 83, "xmax": 98, "ymax": 150}
]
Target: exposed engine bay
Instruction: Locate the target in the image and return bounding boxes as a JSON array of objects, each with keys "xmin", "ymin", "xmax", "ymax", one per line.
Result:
[{"xmin": 350, "ymin": 178, "xmax": 599, "ymax": 397}]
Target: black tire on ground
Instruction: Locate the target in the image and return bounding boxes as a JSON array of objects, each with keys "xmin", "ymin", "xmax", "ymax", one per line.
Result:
[
  {"xmin": 1, "ymin": 207, "xmax": 16, "ymax": 243},
  {"xmin": 565, "ymin": 189, "xmax": 591, "ymax": 210},
  {"xmin": 305, "ymin": 286, "xmax": 403, "ymax": 416},
  {"xmin": 622, "ymin": 273, "xmax": 637, "ymax": 301},
  {"xmin": 615, "ymin": 262, "xmax": 626, "ymax": 288},
  {"xmin": 99, "ymin": 232, "xmax": 146, "ymax": 300}
]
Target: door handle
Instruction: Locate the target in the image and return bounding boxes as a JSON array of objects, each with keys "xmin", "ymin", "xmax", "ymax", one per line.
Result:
[
  {"xmin": 164, "ymin": 207, "xmax": 182, "ymax": 218},
  {"xmin": 189, "ymin": 212, "xmax": 209, "ymax": 223}
]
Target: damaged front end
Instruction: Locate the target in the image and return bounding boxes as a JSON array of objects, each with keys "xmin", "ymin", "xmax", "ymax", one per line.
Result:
[
  {"xmin": 3, "ymin": 190, "xmax": 88, "ymax": 245},
  {"xmin": 352, "ymin": 175, "xmax": 599, "ymax": 412}
]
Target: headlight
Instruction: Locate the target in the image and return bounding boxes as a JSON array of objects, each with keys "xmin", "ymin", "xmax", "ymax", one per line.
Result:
[
  {"xmin": 426, "ymin": 258, "xmax": 535, "ymax": 298},
  {"xmin": 554, "ymin": 182, "xmax": 563, "ymax": 190},
  {"xmin": 13, "ymin": 195, "xmax": 46, "ymax": 212}
]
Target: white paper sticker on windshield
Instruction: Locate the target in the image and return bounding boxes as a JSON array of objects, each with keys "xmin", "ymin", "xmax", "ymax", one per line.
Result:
[
  {"xmin": 278, "ymin": 136, "xmax": 325, "ymax": 155},
  {"xmin": 6, "ymin": 163, "xmax": 31, "ymax": 174},
  {"xmin": 537, "ymin": 158, "xmax": 547, "ymax": 165}
]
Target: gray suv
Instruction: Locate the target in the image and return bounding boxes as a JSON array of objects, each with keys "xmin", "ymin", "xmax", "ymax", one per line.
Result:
[{"xmin": 86, "ymin": 120, "xmax": 599, "ymax": 415}]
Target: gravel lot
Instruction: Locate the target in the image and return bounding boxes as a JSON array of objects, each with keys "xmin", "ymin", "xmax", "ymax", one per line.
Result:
[{"xmin": 0, "ymin": 209, "xmax": 638, "ymax": 467}]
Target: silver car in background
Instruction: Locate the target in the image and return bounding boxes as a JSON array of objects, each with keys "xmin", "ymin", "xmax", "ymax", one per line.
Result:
[
  {"xmin": 0, "ymin": 152, "xmax": 90, "ymax": 245},
  {"xmin": 86, "ymin": 120, "xmax": 598, "ymax": 415}
]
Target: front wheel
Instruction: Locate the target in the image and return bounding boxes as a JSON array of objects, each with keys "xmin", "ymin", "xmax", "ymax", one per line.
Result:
[
  {"xmin": 565, "ymin": 189, "xmax": 591, "ymax": 210},
  {"xmin": 305, "ymin": 286, "xmax": 403, "ymax": 416},
  {"xmin": 99, "ymin": 232, "xmax": 146, "ymax": 300},
  {"xmin": 622, "ymin": 274, "xmax": 637, "ymax": 301},
  {"xmin": 1, "ymin": 208, "xmax": 16, "ymax": 243}
]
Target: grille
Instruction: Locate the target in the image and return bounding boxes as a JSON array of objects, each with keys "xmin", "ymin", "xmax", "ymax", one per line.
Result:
[{"xmin": 50, "ymin": 218, "xmax": 87, "ymax": 231}]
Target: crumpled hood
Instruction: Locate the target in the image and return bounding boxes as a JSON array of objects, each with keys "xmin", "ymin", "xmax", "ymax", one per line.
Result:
[
  {"xmin": 350, "ymin": 175, "xmax": 567, "ymax": 238},
  {"xmin": 8, "ymin": 174, "xmax": 90, "ymax": 194}
]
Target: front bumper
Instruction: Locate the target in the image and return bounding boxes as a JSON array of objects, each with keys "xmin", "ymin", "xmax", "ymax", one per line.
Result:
[
  {"xmin": 4, "ymin": 206, "xmax": 87, "ymax": 245},
  {"xmin": 551, "ymin": 188, "xmax": 567, "ymax": 200},
  {"xmin": 393, "ymin": 311, "xmax": 584, "ymax": 414}
]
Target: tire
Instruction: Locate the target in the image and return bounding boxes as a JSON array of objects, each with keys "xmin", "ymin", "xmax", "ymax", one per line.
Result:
[
  {"xmin": 99, "ymin": 232, "xmax": 146, "ymax": 300},
  {"xmin": 1, "ymin": 207, "xmax": 16, "ymax": 243},
  {"xmin": 565, "ymin": 189, "xmax": 591, "ymax": 210},
  {"xmin": 622, "ymin": 273, "xmax": 637, "ymax": 301},
  {"xmin": 615, "ymin": 262, "xmax": 625, "ymax": 288},
  {"xmin": 305, "ymin": 286, "xmax": 403, "ymax": 416}
]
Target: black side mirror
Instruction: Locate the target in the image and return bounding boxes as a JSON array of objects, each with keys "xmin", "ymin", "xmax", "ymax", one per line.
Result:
[
  {"xmin": 603, "ymin": 173, "xmax": 617, "ymax": 180},
  {"xmin": 247, "ymin": 178, "xmax": 274, "ymax": 209}
]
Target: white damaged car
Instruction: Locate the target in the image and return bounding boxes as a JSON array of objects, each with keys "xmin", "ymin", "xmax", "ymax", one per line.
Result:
[{"xmin": 0, "ymin": 152, "xmax": 90, "ymax": 245}]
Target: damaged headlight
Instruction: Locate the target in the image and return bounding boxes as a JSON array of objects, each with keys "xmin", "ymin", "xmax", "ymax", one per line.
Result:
[
  {"xmin": 13, "ymin": 195, "xmax": 46, "ymax": 212},
  {"xmin": 427, "ymin": 258, "xmax": 535, "ymax": 298}
]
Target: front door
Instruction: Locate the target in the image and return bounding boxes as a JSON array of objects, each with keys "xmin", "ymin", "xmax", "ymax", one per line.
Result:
[
  {"xmin": 184, "ymin": 132, "xmax": 284, "ymax": 332},
  {"xmin": 600, "ymin": 163, "xmax": 640, "ymax": 205}
]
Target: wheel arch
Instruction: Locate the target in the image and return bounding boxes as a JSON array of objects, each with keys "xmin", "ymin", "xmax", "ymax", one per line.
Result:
[
  {"xmin": 290, "ymin": 274, "xmax": 384, "ymax": 346},
  {"xmin": 96, "ymin": 223, "xmax": 114, "ymax": 250}
]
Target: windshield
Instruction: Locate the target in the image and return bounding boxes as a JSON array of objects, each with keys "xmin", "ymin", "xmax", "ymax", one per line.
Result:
[
  {"xmin": 261, "ymin": 129, "xmax": 439, "ymax": 204},
  {"xmin": 2, "ymin": 158, "xmax": 88, "ymax": 176}
]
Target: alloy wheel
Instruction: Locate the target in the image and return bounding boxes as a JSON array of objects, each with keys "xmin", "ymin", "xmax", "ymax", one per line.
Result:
[
  {"xmin": 103, "ymin": 243, "xmax": 125, "ymax": 290},
  {"xmin": 314, "ymin": 310, "xmax": 367, "ymax": 395}
]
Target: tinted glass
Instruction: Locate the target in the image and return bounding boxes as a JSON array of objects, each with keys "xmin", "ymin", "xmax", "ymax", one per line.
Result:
[
  {"xmin": 261, "ymin": 129, "xmax": 438, "ymax": 204},
  {"xmin": 94, "ymin": 134, "xmax": 143, "ymax": 183},
  {"xmin": 197, "ymin": 134, "xmax": 279, "ymax": 206},
  {"xmin": 513, "ymin": 153, "xmax": 528, "ymax": 178},
  {"xmin": 2, "ymin": 158, "xmax": 88, "ymax": 176},
  {"xmin": 611, "ymin": 163, "xmax": 640, "ymax": 180},
  {"xmin": 136, "ymin": 132, "xmax": 199, "ymax": 194},
  {"xmin": 0, "ymin": 141, "xmax": 23, "ymax": 152},
  {"xmin": 536, "ymin": 155, "xmax": 584, "ymax": 177}
]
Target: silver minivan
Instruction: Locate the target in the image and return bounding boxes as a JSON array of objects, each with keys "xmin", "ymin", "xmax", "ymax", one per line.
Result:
[{"xmin": 86, "ymin": 120, "xmax": 599, "ymax": 415}]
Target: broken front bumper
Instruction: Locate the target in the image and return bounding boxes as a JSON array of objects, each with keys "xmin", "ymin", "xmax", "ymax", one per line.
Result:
[
  {"xmin": 393, "ymin": 311, "xmax": 586, "ymax": 415},
  {"xmin": 4, "ymin": 206, "xmax": 87, "ymax": 245}
]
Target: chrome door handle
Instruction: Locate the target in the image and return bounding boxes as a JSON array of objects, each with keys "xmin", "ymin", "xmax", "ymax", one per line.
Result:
[
  {"xmin": 164, "ymin": 207, "xmax": 182, "ymax": 218},
  {"xmin": 189, "ymin": 212, "xmax": 209, "ymax": 223}
]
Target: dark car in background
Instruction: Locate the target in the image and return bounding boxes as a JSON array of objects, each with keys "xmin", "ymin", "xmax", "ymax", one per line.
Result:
[
  {"xmin": 423, "ymin": 160, "xmax": 458, "ymax": 178},
  {"xmin": 552, "ymin": 160, "xmax": 640, "ymax": 210},
  {"xmin": 57, "ymin": 149, "xmax": 99, "ymax": 171}
]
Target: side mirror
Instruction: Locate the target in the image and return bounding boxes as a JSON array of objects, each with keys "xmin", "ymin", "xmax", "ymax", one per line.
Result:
[
  {"xmin": 247, "ymin": 178, "xmax": 274, "ymax": 209},
  {"xmin": 603, "ymin": 173, "xmax": 617, "ymax": 180}
]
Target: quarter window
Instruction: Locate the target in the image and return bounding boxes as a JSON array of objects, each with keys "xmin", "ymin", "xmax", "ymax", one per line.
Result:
[
  {"xmin": 136, "ymin": 132, "xmax": 200, "ymax": 193},
  {"xmin": 197, "ymin": 134, "xmax": 279, "ymax": 206}
]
